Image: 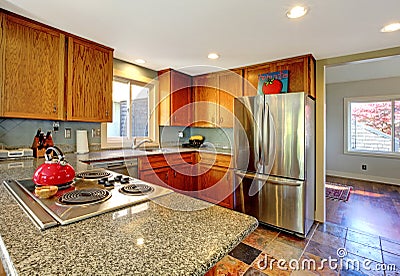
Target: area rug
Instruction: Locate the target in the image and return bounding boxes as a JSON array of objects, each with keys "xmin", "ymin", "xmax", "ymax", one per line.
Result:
[{"xmin": 326, "ymin": 182, "xmax": 352, "ymax": 202}]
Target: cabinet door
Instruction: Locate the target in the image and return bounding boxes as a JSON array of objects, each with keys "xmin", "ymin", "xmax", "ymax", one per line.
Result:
[
  {"xmin": 193, "ymin": 74, "xmax": 218, "ymax": 127},
  {"xmin": 217, "ymin": 69, "xmax": 242, "ymax": 128},
  {"xmin": 0, "ymin": 14, "xmax": 65, "ymax": 119},
  {"xmin": 67, "ymin": 37, "xmax": 113, "ymax": 122},
  {"xmin": 197, "ymin": 165, "xmax": 233, "ymax": 209},
  {"xmin": 139, "ymin": 167, "xmax": 170, "ymax": 189},
  {"xmin": 275, "ymin": 56, "xmax": 306, "ymax": 93},
  {"xmin": 170, "ymin": 70, "xmax": 192, "ymax": 126},
  {"xmin": 170, "ymin": 164, "xmax": 193, "ymax": 194},
  {"xmin": 244, "ymin": 63, "xmax": 275, "ymax": 96}
]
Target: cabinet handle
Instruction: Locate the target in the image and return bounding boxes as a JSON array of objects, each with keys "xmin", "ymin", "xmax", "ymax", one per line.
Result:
[
  {"xmin": 220, "ymin": 117, "xmax": 223, "ymax": 123},
  {"xmin": 174, "ymin": 171, "xmax": 177, "ymax": 177},
  {"xmin": 53, "ymin": 105, "xmax": 57, "ymax": 113},
  {"xmin": 165, "ymin": 173, "xmax": 168, "ymax": 180},
  {"xmin": 105, "ymin": 111, "xmax": 109, "ymax": 117},
  {"xmin": 211, "ymin": 117, "xmax": 215, "ymax": 123}
]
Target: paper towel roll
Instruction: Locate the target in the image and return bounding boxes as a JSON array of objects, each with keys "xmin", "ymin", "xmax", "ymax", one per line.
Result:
[{"xmin": 76, "ymin": 130, "xmax": 89, "ymax": 154}]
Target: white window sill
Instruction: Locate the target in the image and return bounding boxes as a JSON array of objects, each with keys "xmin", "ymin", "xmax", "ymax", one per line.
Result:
[{"xmin": 344, "ymin": 150, "xmax": 400, "ymax": 159}]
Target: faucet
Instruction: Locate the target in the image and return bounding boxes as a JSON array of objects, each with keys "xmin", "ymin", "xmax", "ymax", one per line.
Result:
[{"xmin": 132, "ymin": 138, "xmax": 153, "ymax": 149}]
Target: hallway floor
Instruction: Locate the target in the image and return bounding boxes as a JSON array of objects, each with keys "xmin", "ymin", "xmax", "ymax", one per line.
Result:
[{"xmin": 205, "ymin": 177, "xmax": 400, "ymax": 275}]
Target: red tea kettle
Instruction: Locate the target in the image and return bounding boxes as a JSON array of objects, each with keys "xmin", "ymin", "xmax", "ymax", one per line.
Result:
[{"xmin": 33, "ymin": 146, "xmax": 76, "ymax": 186}]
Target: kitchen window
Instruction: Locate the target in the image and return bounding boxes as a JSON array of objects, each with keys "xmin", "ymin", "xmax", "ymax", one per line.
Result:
[
  {"xmin": 101, "ymin": 77, "xmax": 157, "ymax": 148},
  {"xmin": 344, "ymin": 96, "xmax": 400, "ymax": 157}
]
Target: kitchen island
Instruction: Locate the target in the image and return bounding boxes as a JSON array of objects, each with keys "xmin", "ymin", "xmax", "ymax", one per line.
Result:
[{"xmin": 0, "ymin": 154, "xmax": 257, "ymax": 275}]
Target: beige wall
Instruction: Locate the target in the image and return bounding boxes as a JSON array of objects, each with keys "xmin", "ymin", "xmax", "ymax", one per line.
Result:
[{"xmin": 315, "ymin": 46, "xmax": 400, "ymax": 222}]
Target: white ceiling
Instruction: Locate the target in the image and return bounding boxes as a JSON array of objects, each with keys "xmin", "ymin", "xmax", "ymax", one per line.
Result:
[{"xmin": 1, "ymin": 0, "xmax": 400, "ymax": 75}]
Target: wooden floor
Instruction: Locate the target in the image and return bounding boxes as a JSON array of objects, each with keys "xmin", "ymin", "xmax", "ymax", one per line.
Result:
[{"xmin": 326, "ymin": 175, "xmax": 400, "ymax": 241}]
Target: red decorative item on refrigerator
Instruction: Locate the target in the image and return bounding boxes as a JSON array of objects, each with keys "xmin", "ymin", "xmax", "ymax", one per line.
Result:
[{"xmin": 33, "ymin": 146, "xmax": 76, "ymax": 186}]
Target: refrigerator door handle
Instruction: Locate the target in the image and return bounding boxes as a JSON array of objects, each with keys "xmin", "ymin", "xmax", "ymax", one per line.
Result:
[
  {"xmin": 255, "ymin": 97, "xmax": 264, "ymax": 171},
  {"xmin": 235, "ymin": 170, "xmax": 302, "ymax": 187}
]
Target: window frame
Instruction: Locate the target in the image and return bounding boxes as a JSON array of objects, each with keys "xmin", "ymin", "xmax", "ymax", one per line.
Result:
[
  {"xmin": 344, "ymin": 95, "xmax": 400, "ymax": 159},
  {"xmin": 101, "ymin": 76, "xmax": 158, "ymax": 149}
]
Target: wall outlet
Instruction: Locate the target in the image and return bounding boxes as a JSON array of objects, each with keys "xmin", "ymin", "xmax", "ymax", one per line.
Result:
[
  {"xmin": 178, "ymin": 131, "xmax": 184, "ymax": 138},
  {"xmin": 92, "ymin": 128, "xmax": 101, "ymax": 138},
  {"xmin": 53, "ymin": 121, "xmax": 60, "ymax": 132},
  {"xmin": 361, "ymin": 164, "xmax": 367, "ymax": 171},
  {"xmin": 64, "ymin": 128, "xmax": 71, "ymax": 139}
]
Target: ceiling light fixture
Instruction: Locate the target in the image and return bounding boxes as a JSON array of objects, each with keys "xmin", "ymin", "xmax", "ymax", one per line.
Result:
[
  {"xmin": 380, "ymin": 22, "xmax": 400, "ymax": 33},
  {"xmin": 208, "ymin": 53, "xmax": 219, "ymax": 60},
  {"xmin": 135, "ymin": 59, "xmax": 146, "ymax": 64},
  {"xmin": 286, "ymin": 6, "xmax": 308, "ymax": 19}
]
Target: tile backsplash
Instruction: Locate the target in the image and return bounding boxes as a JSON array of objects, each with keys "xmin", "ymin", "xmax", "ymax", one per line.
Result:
[
  {"xmin": 0, "ymin": 118, "xmax": 101, "ymax": 153},
  {"xmin": 160, "ymin": 126, "xmax": 233, "ymax": 149}
]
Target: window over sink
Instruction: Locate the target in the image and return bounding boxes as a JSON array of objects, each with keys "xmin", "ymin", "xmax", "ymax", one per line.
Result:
[{"xmin": 101, "ymin": 77, "xmax": 157, "ymax": 149}]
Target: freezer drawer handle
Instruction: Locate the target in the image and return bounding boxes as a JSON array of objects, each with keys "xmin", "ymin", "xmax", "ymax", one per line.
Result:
[{"xmin": 235, "ymin": 171, "xmax": 301, "ymax": 186}]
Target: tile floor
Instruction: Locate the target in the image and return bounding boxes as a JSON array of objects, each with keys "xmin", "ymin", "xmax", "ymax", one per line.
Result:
[{"xmin": 205, "ymin": 178, "xmax": 400, "ymax": 275}]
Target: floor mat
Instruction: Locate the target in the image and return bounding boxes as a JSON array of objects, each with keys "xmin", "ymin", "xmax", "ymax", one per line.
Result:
[{"xmin": 326, "ymin": 182, "xmax": 352, "ymax": 201}]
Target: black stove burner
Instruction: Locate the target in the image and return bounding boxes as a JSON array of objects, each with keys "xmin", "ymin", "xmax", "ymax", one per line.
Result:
[
  {"xmin": 76, "ymin": 171, "xmax": 112, "ymax": 180},
  {"xmin": 119, "ymin": 184, "xmax": 154, "ymax": 196},
  {"xmin": 59, "ymin": 188, "xmax": 111, "ymax": 205}
]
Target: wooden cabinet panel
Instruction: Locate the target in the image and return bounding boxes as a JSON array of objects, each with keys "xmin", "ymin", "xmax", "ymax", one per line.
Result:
[
  {"xmin": 67, "ymin": 37, "xmax": 113, "ymax": 122},
  {"xmin": 139, "ymin": 167, "xmax": 170, "ymax": 189},
  {"xmin": 170, "ymin": 70, "xmax": 192, "ymax": 126},
  {"xmin": 217, "ymin": 69, "xmax": 242, "ymax": 127},
  {"xmin": 193, "ymin": 74, "xmax": 218, "ymax": 127},
  {"xmin": 243, "ymin": 54, "xmax": 315, "ymax": 98},
  {"xmin": 197, "ymin": 165, "xmax": 233, "ymax": 209},
  {"xmin": 170, "ymin": 164, "xmax": 194, "ymax": 192},
  {"xmin": 158, "ymin": 69, "xmax": 192, "ymax": 126},
  {"xmin": 0, "ymin": 14, "xmax": 65, "ymax": 119}
]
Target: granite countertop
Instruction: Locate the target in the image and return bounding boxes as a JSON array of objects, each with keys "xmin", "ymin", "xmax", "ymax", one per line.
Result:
[
  {"xmin": 0, "ymin": 154, "xmax": 257, "ymax": 275},
  {"xmin": 78, "ymin": 147, "xmax": 232, "ymax": 163}
]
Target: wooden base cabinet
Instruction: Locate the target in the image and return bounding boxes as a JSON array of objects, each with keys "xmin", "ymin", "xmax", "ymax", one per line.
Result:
[
  {"xmin": 140, "ymin": 167, "xmax": 170, "ymax": 189},
  {"xmin": 196, "ymin": 165, "xmax": 233, "ymax": 209}
]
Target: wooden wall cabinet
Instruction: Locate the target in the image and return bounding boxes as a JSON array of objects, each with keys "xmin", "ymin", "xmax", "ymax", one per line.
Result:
[
  {"xmin": 158, "ymin": 69, "xmax": 192, "ymax": 126},
  {"xmin": 244, "ymin": 54, "xmax": 315, "ymax": 98},
  {"xmin": 192, "ymin": 69, "xmax": 242, "ymax": 128},
  {"xmin": 67, "ymin": 37, "xmax": 113, "ymax": 122},
  {"xmin": 0, "ymin": 10, "xmax": 114, "ymax": 122},
  {"xmin": 0, "ymin": 13, "xmax": 65, "ymax": 120}
]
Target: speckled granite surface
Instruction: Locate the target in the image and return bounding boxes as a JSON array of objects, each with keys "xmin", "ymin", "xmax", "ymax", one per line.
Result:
[
  {"xmin": 78, "ymin": 147, "xmax": 232, "ymax": 163},
  {"xmin": 0, "ymin": 154, "xmax": 257, "ymax": 275}
]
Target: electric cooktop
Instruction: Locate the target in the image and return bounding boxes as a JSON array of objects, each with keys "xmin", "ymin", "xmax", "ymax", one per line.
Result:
[{"xmin": 3, "ymin": 169, "xmax": 173, "ymax": 229}]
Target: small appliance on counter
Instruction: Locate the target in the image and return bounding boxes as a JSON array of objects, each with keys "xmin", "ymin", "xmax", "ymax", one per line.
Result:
[
  {"xmin": 181, "ymin": 135, "xmax": 205, "ymax": 148},
  {"xmin": 31, "ymin": 128, "xmax": 54, "ymax": 158},
  {"xmin": 0, "ymin": 148, "xmax": 33, "ymax": 159}
]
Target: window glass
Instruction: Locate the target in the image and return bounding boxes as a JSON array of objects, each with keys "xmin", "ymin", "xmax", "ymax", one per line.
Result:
[
  {"xmin": 395, "ymin": 100, "xmax": 400, "ymax": 152},
  {"xmin": 131, "ymin": 84, "xmax": 149, "ymax": 137},
  {"xmin": 350, "ymin": 101, "xmax": 392, "ymax": 152},
  {"xmin": 107, "ymin": 81, "xmax": 130, "ymax": 137}
]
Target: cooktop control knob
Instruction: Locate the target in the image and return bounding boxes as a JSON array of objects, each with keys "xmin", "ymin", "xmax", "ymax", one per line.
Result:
[
  {"xmin": 98, "ymin": 178, "xmax": 108, "ymax": 185},
  {"xmin": 120, "ymin": 177, "xmax": 130, "ymax": 184},
  {"xmin": 108, "ymin": 179, "xmax": 115, "ymax": 184},
  {"xmin": 104, "ymin": 182, "xmax": 114, "ymax": 188},
  {"xmin": 114, "ymin": 175, "xmax": 122, "ymax": 182}
]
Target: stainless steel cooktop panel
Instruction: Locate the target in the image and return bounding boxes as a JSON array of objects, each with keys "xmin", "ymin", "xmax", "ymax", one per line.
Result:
[{"xmin": 3, "ymin": 170, "xmax": 173, "ymax": 229}]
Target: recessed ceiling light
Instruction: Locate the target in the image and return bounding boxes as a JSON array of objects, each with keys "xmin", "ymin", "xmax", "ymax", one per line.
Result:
[
  {"xmin": 380, "ymin": 22, "xmax": 400, "ymax": 33},
  {"xmin": 286, "ymin": 6, "xmax": 308, "ymax": 19},
  {"xmin": 135, "ymin": 59, "xmax": 146, "ymax": 64},
  {"xmin": 208, "ymin": 53, "xmax": 219, "ymax": 60}
]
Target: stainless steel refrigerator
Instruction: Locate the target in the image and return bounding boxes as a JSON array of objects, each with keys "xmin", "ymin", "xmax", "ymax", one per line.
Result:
[{"xmin": 233, "ymin": 92, "xmax": 315, "ymax": 237}]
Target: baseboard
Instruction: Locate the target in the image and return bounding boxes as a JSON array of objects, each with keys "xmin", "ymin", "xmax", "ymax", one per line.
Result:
[{"xmin": 326, "ymin": 170, "xmax": 400, "ymax": 186}]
